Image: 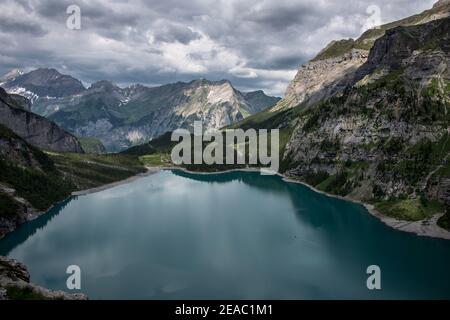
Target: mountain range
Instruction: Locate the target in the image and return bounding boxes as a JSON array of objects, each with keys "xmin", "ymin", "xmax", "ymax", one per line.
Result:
[{"xmin": 1, "ymin": 69, "xmax": 280, "ymax": 151}]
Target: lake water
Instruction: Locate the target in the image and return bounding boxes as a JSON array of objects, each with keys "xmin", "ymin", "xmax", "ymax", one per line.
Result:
[{"xmin": 1, "ymin": 170, "xmax": 450, "ymax": 299}]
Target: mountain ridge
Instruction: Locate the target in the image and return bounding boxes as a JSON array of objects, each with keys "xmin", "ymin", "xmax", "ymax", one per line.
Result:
[
  {"xmin": 1, "ymin": 69, "xmax": 280, "ymax": 151},
  {"xmin": 272, "ymin": 1, "xmax": 450, "ymax": 111},
  {"xmin": 2, "ymin": 68, "xmax": 86, "ymax": 102}
]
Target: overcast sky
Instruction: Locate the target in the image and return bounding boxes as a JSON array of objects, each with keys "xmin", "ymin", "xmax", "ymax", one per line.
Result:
[{"xmin": 0, "ymin": 0, "xmax": 436, "ymax": 96}]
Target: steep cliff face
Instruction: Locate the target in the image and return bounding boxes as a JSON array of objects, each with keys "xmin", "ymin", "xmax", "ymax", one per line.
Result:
[
  {"xmin": 0, "ymin": 87, "xmax": 84, "ymax": 153},
  {"xmin": 275, "ymin": 49, "xmax": 368, "ymax": 110},
  {"xmin": 435, "ymin": 0, "xmax": 450, "ymax": 9},
  {"xmin": 273, "ymin": 1, "xmax": 450, "ymax": 111},
  {"xmin": 355, "ymin": 17, "xmax": 450, "ymax": 81},
  {"xmin": 44, "ymin": 78, "xmax": 278, "ymax": 151},
  {"xmin": 0, "ymin": 124, "xmax": 41, "ymax": 237},
  {"xmin": 282, "ymin": 17, "xmax": 449, "ymax": 221},
  {"xmin": 0, "ymin": 122, "xmax": 77, "ymax": 238}
]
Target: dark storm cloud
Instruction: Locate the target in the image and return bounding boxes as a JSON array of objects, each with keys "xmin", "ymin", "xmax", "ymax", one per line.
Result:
[
  {"xmin": 244, "ymin": 2, "xmax": 321, "ymax": 31},
  {"xmin": 32, "ymin": 0, "xmax": 73, "ymax": 18},
  {"xmin": 33, "ymin": 0, "xmax": 141, "ymax": 29},
  {"xmin": 152, "ymin": 23, "xmax": 202, "ymax": 45},
  {"xmin": 0, "ymin": 0, "xmax": 437, "ymax": 95},
  {"xmin": 250, "ymin": 54, "xmax": 309, "ymax": 71}
]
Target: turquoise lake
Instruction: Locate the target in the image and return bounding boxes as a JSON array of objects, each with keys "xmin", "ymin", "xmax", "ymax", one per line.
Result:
[{"xmin": 1, "ymin": 170, "xmax": 449, "ymax": 299}]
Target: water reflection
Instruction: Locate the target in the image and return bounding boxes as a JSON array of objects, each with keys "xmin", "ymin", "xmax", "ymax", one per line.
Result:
[{"xmin": 0, "ymin": 198, "xmax": 75, "ymax": 255}]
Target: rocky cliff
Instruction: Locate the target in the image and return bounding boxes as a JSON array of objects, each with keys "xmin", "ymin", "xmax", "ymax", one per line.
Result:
[
  {"xmin": 0, "ymin": 87, "xmax": 84, "ymax": 153},
  {"xmin": 0, "ymin": 121, "xmax": 79, "ymax": 238},
  {"xmin": 275, "ymin": 49, "xmax": 368, "ymax": 110},
  {"xmin": 273, "ymin": 1, "xmax": 450, "ymax": 111}
]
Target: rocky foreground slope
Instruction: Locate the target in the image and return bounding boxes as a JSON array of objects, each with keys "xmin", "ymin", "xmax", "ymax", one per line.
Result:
[{"xmin": 0, "ymin": 256, "xmax": 86, "ymax": 300}]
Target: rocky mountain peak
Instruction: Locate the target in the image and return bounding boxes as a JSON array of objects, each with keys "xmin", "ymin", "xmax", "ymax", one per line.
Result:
[
  {"xmin": 44, "ymin": 75, "xmax": 278, "ymax": 150},
  {"xmin": 189, "ymin": 78, "xmax": 232, "ymax": 88},
  {"xmin": 2, "ymin": 68, "xmax": 86, "ymax": 99},
  {"xmin": 0, "ymin": 69, "xmax": 23, "ymax": 82},
  {"xmin": 89, "ymin": 80, "xmax": 120, "ymax": 91},
  {"xmin": 22, "ymin": 68, "xmax": 68, "ymax": 83},
  {"xmin": 244, "ymin": 90, "xmax": 281, "ymax": 112}
]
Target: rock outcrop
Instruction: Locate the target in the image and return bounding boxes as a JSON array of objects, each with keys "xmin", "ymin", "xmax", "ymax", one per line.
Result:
[
  {"xmin": 274, "ymin": 49, "xmax": 368, "ymax": 110},
  {"xmin": 0, "ymin": 256, "xmax": 87, "ymax": 300}
]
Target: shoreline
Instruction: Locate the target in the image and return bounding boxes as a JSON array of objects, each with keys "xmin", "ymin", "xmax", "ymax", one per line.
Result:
[
  {"xmin": 279, "ymin": 175, "xmax": 450, "ymax": 241},
  {"xmin": 0, "ymin": 169, "xmax": 160, "ymax": 240},
  {"xmin": 146, "ymin": 166, "xmax": 450, "ymax": 241},
  {"xmin": 3, "ymin": 165, "xmax": 449, "ymax": 241},
  {"xmin": 71, "ymin": 167, "xmax": 160, "ymax": 196}
]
